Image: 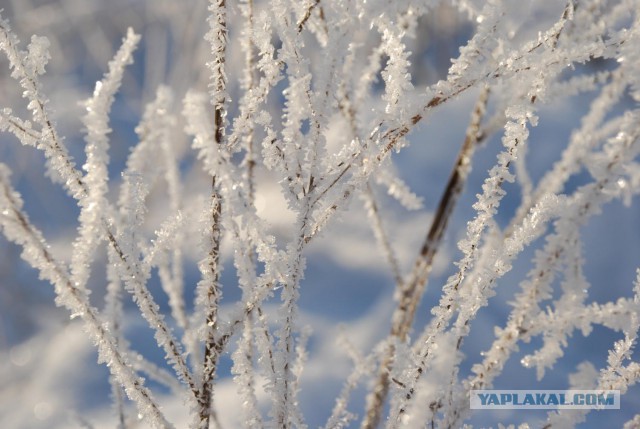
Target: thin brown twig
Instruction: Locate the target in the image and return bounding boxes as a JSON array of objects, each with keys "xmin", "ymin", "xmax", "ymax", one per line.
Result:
[
  {"xmin": 197, "ymin": 0, "xmax": 227, "ymax": 427},
  {"xmin": 198, "ymin": 180, "xmax": 223, "ymax": 429},
  {"xmin": 297, "ymin": 0, "xmax": 320, "ymax": 33},
  {"xmin": 361, "ymin": 87, "xmax": 490, "ymax": 429}
]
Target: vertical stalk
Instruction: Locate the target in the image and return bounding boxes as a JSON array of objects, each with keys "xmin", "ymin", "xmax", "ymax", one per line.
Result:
[
  {"xmin": 197, "ymin": 1, "xmax": 227, "ymax": 427},
  {"xmin": 361, "ymin": 88, "xmax": 489, "ymax": 429},
  {"xmin": 198, "ymin": 180, "xmax": 223, "ymax": 428}
]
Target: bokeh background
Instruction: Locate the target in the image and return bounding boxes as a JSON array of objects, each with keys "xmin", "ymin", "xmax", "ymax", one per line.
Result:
[{"xmin": 1, "ymin": 1, "xmax": 639, "ymax": 427}]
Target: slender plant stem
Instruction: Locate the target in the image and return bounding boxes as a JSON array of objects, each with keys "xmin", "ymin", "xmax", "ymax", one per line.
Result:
[
  {"xmin": 197, "ymin": 0, "xmax": 227, "ymax": 427},
  {"xmin": 361, "ymin": 87, "xmax": 490, "ymax": 429}
]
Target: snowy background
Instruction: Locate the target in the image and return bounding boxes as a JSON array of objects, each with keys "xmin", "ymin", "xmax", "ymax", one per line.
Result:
[{"xmin": 1, "ymin": 1, "xmax": 639, "ymax": 428}]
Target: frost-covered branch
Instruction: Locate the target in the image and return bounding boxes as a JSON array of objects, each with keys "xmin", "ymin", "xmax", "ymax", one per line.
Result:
[
  {"xmin": 2, "ymin": 1, "xmax": 640, "ymax": 428},
  {"xmin": 0, "ymin": 165, "xmax": 172, "ymax": 428}
]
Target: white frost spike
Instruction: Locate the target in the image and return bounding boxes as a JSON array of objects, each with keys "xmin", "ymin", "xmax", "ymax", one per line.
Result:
[
  {"xmin": 380, "ymin": 25, "xmax": 413, "ymax": 119},
  {"xmin": 25, "ymin": 35, "xmax": 50, "ymax": 75},
  {"xmin": 71, "ymin": 28, "xmax": 141, "ymax": 291},
  {"xmin": 119, "ymin": 172, "xmax": 149, "ymax": 256},
  {"xmin": 375, "ymin": 164, "xmax": 424, "ymax": 211},
  {"xmin": 145, "ymin": 211, "xmax": 188, "ymax": 330},
  {"xmin": 205, "ymin": 0, "xmax": 229, "ymax": 127},
  {"xmin": 127, "ymin": 86, "xmax": 176, "ymax": 196},
  {"xmin": 184, "ymin": 91, "xmax": 227, "ymax": 171},
  {"xmin": 0, "ymin": 14, "xmax": 83, "ymax": 197},
  {"xmin": 0, "ymin": 109, "xmax": 39, "ymax": 147},
  {"xmin": 231, "ymin": 316, "xmax": 263, "ymax": 429}
]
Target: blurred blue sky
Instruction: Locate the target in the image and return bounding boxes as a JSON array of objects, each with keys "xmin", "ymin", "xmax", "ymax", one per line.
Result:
[{"xmin": 1, "ymin": 1, "xmax": 639, "ymax": 428}]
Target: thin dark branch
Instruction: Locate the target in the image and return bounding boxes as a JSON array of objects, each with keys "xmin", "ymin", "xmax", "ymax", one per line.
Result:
[
  {"xmin": 197, "ymin": 1, "xmax": 227, "ymax": 426},
  {"xmin": 361, "ymin": 87, "xmax": 490, "ymax": 429},
  {"xmin": 297, "ymin": 0, "xmax": 320, "ymax": 33}
]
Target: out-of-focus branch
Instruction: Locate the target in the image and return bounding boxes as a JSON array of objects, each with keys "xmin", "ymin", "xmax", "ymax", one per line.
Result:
[{"xmin": 361, "ymin": 87, "xmax": 490, "ymax": 429}]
